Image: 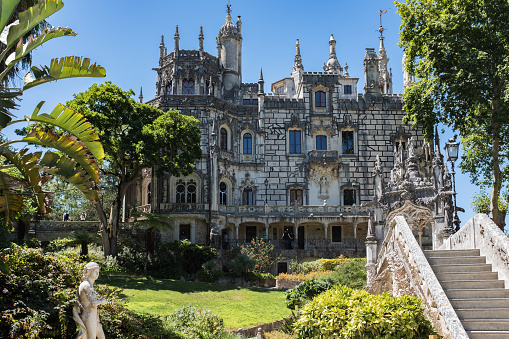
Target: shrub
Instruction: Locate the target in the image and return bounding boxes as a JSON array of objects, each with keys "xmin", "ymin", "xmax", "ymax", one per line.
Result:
[
  {"xmin": 285, "ymin": 280, "xmax": 333, "ymax": 309},
  {"xmin": 196, "ymin": 269, "xmax": 223, "ymax": 283},
  {"xmin": 294, "ymin": 285, "xmax": 436, "ymax": 338},
  {"xmin": 24, "ymin": 237, "xmax": 42, "ymax": 248},
  {"xmin": 241, "ymin": 238, "xmax": 281, "ymax": 273},
  {"xmin": 165, "ymin": 306, "xmax": 228, "ymax": 339},
  {"xmin": 315, "ymin": 258, "xmax": 367, "ymax": 290},
  {"xmin": 45, "ymin": 237, "xmax": 75, "ymax": 252},
  {"xmin": 289, "ymin": 259, "xmax": 320, "ymax": 275},
  {"xmin": 276, "ymin": 271, "xmax": 334, "ymax": 282},
  {"xmin": 228, "ymin": 253, "xmax": 256, "ymax": 277},
  {"xmin": 319, "ymin": 255, "xmax": 356, "ymax": 271},
  {"xmin": 244, "ymin": 271, "xmax": 275, "ymax": 283},
  {"xmin": 116, "ymin": 242, "xmax": 146, "ymax": 274}
]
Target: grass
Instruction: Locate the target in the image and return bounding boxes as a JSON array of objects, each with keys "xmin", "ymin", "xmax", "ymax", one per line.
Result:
[{"xmin": 97, "ymin": 275, "xmax": 292, "ymax": 329}]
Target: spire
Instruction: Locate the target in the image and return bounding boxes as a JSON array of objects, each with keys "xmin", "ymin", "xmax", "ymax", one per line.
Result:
[
  {"xmin": 226, "ymin": 2, "xmax": 232, "ymax": 23},
  {"xmin": 174, "ymin": 25, "xmax": 180, "ymax": 57},
  {"xmin": 199, "ymin": 26, "xmax": 204, "ymax": 55},
  {"xmin": 258, "ymin": 68, "xmax": 264, "ymax": 94},
  {"xmin": 323, "ymin": 34, "xmax": 342, "ymax": 74},
  {"xmin": 139, "ymin": 87, "xmax": 143, "ymax": 103},
  {"xmin": 159, "ymin": 35, "xmax": 165, "ymax": 61},
  {"xmin": 237, "ymin": 16, "xmax": 242, "ymax": 33},
  {"xmin": 292, "ymin": 39, "xmax": 304, "ymax": 73}
]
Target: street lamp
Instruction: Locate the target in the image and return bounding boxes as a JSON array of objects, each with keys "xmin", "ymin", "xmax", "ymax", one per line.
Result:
[
  {"xmin": 445, "ymin": 137, "xmax": 460, "ymax": 232},
  {"xmin": 264, "ymin": 178, "xmax": 268, "ymax": 204}
]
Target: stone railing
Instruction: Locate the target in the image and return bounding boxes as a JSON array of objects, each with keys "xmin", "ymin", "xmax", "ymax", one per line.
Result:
[
  {"xmin": 221, "ymin": 204, "xmax": 370, "ymax": 217},
  {"xmin": 369, "ymin": 216, "xmax": 468, "ymax": 339},
  {"xmin": 440, "ymin": 213, "xmax": 509, "ymax": 288},
  {"xmin": 230, "ymin": 238, "xmax": 365, "ymax": 251},
  {"xmin": 308, "ymin": 150, "xmax": 338, "ymax": 162},
  {"xmin": 159, "ymin": 203, "xmax": 208, "ymax": 213},
  {"xmin": 135, "ymin": 204, "xmax": 151, "ymax": 213}
]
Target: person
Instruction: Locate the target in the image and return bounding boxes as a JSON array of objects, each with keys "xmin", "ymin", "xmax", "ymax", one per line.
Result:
[
  {"xmin": 80, "ymin": 212, "xmax": 86, "ymax": 221},
  {"xmin": 281, "ymin": 229, "xmax": 291, "ymax": 249},
  {"xmin": 73, "ymin": 262, "xmax": 107, "ymax": 339},
  {"xmin": 222, "ymin": 233, "xmax": 229, "ymax": 250},
  {"xmin": 290, "ymin": 232, "xmax": 295, "ymax": 249},
  {"xmin": 63, "ymin": 211, "xmax": 70, "ymax": 221}
]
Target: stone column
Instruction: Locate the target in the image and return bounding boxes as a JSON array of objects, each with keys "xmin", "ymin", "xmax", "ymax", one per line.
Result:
[
  {"xmin": 365, "ymin": 217, "xmax": 377, "ymax": 288},
  {"xmin": 353, "ymin": 219, "xmax": 358, "ymax": 239},
  {"xmin": 235, "ymin": 222, "xmax": 239, "ymax": 240},
  {"xmin": 264, "ymin": 220, "xmax": 269, "ymax": 239}
]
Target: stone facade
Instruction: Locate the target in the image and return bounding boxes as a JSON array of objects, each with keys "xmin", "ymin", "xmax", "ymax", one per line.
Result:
[{"xmin": 126, "ymin": 5, "xmax": 426, "ymax": 270}]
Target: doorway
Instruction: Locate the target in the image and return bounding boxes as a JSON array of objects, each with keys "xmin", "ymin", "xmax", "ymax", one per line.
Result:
[
  {"xmin": 298, "ymin": 226, "xmax": 305, "ymax": 249},
  {"xmin": 277, "ymin": 262, "xmax": 288, "ymax": 274}
]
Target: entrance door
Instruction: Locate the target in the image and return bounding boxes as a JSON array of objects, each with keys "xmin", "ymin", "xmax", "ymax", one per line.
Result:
[
  {"xmin": 277, "ymin": 262, "xmax": 288, "ymax": 274},
  {"xmin": 246, "ymin": 226, "xmax": 257, "ymax": 243},
  {"xmin": 298, "ymin": 226, "xmax": 305, "ymax": 249}
]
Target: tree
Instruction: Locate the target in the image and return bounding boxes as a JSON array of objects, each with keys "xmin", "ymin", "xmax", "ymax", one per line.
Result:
[
  {"xmin": 67, "ymin": 82, "xmax": 202, "ymax": 257},
  {"xmin": 397, "ymin": 0, "xmax": 509, "ymax": 230}
]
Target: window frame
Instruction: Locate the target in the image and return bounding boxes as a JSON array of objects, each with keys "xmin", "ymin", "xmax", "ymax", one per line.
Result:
[
  {"xmin": 315, "ymin": 91, "xmax": 326, "ymax": 107},
  {"xmin": 243, "ymin": 133, "xmax": 253, "ymax": 154},
  {"xmin": 242, "ymin": 187, "xmax": 254, "ymax": 206},
  {"xmin": 316, "ymin": 135, "xmax": 327, "ymax": 150},
  {"xmin": 219, "ymin": 182, "xmax": 228, "ymax": 205},
  {"xmin": 342, "ymin": 130, "xmax": 354, "ymax": 155},
  {"xmin": 290, "ymin": 188, "xmax": 303, "ymax": 205},
  {"xmin": 220, "ymin": 128, "xmax": 228, "ymax": 151},
  {"xmin": 289, "ymin": 130, "xmax": 302, "ymax": 154},
  {"xmin": 343, "ymin": 188, "xmax": 356, "ymax": 206},
  {"xmin": 182, "ymin": 78, "xmax": 195, "ymax": 95},
  {"xmin": 344, "ymin": 85, "xmax": 352, "ymax": 95}
]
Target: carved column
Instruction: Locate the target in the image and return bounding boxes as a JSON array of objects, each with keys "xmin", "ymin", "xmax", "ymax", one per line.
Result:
[
  {"xmin": 264, "ymin": 220, "xmax": 269, "ymax": 239},
  {"xmin": 365, "ymin": 217, "xmax": 377, "ymax": 287},
  {"xmin": 235, "ymin": 222, "xmax": 239, "ymax": 240}
]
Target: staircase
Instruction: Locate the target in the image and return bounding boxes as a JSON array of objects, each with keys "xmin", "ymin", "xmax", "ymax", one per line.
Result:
[{"xmin": 425, "ymin": 249, "xmax": 509, "ymax": 339}]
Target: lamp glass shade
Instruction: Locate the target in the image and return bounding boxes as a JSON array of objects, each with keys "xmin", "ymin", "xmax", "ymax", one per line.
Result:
[{"xmin": 445, "ymin": 138, "xmax": 459, "ymax": 162}]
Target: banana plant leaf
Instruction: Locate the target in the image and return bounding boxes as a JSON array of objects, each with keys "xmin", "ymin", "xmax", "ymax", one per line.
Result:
[
  {"xmin": 0, "ymin": 0, "xmax": 22, "ymax": 35},
  {"xmin": 23, "ymin": 56, "xmax": 106, "ymax": 90}
]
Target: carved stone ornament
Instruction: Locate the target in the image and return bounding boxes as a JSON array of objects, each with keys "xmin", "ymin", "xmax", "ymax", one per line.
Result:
[{"xmin": 385, "ymin": 200, "xmax": 433, "ymax": 233}]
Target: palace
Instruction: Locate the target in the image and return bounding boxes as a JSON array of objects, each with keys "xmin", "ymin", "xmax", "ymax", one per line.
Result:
[{"xmin": 126, "ymin": 5, "xmax": 434, "ymax": 273}]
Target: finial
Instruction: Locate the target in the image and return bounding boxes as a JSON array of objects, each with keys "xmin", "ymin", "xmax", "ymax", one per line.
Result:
[
  {"xmin": 259, "ymin": 68, "xmax": 264, "ymax": 81},
  {"xmin": 377, "ymin": 9, "xmax": 388, "ymax": 38},
  {"xmin": 293, "ymin": 39, "xmax": 304, "ymax": 72},
  {"xmin": 344, "ymin": 62, "xmax": 349, "ymax": 77},
  {"xmin": 227, "ymin": 0, "xmax": 231, "ymax": 15},
  {"xmin": 199, "ymin": 26, "xmax": 204, "ymax": 52},
  {"xmin": 175, "ymin": 25, "xmax": 179, "ymax": 37},
  {"xmin": 160, "ymin": 35, "xmax": 165, "ymax": 46},
  {"xmin": 139, "ymin": 87, "xmax": 143, "ymax": 103}
]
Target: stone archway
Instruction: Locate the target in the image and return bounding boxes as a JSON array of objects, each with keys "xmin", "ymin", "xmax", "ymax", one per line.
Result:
[{"xmin": 385, "ymin": 200, "xmax": 433, "ymax": 248}]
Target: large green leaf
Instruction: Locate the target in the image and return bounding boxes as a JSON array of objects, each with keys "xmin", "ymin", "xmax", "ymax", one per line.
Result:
[
  {"xmin": 23, "ymin": 56, "xmax": 106, "ymax": 90},
  {"xmin": 26, "ymin": 102, "xmax": 105, "ymax": 161},
  {"xmin": 0, "ymin": 0, "xmax": 21, "ymax": 33},
  {"xmin": 0, "ymin": 170, "xmax": 30, "ymax": 226},
  {"xmin": 1, "ymin": 27, "xmax": 76, "ymax": 81},
  {"xmin": 0, "ymin": 0, "xmax": 63, "ymax": 62},
  {"xmin": 3, "ymin": 149, "xmax": 51, "ymax": 214},
  {"xmin": 0, "ymin": 88, "xmax": 21, "ymax": 128},
  {"xmin": 39, "ymin": 151, "xmax": 98, "ymax": 202},
  {"xmin": 22, "ymin": 126, "xmax": 101, "ymax": 183}
]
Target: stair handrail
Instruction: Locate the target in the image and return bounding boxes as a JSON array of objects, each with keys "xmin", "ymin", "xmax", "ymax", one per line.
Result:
[
  {"xmin": 374, "ymin": 215, "xmax": 468, "ymax": 339},
  {"xmin": 440, "ymin": 213, "xmax": 509, "ymax": 289}
]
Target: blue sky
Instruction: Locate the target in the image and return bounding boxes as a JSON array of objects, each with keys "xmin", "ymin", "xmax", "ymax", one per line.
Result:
[{"xmin": 7, "ymin": 0, "xmax": 486, "ymax": 227}]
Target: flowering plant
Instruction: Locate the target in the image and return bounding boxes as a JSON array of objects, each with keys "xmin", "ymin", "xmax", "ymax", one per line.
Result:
[{"xmin": 241, "ymin": 238, "xmax": 281, "ymax": 273}]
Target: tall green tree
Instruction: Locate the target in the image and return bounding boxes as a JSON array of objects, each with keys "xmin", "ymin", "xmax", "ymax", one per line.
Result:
[
  {"xmin": 67, "ymin": 82, "xmax": 202, "ymax": 257},
  {"xmin": 397, "ymin": 0, "xmax": 509, "ymax": 230}
]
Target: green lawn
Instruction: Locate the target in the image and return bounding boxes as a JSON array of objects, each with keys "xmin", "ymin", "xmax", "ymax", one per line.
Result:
[{"xmin": 97, "ymin": 275, "xmax": 291, "ymax": 329}]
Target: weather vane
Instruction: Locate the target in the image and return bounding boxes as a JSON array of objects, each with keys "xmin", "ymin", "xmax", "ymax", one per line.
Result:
[
  {"xmin": 227, "ymin": 0, "xmax": 231, "ymax": 15},
  {"xmin": 378, "ymin": 9, "xmax": 388, "ymax": 37}
]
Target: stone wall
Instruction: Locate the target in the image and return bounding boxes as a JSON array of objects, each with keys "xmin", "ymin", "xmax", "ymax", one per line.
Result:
[{"xmin": 440, "ymin": 213, "xmax": 509, "ymax": 288}]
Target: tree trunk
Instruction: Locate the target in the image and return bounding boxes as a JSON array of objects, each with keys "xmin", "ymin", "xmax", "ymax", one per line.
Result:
[
  {"xmin": 491, "ymin": 125, "xmax": 506, "ymax": 231},
  {"xmin": 96, "ymin": 201, "xmax": 111, "ymax": 257},
  {"xmin": 81, "ymin": 241, "xmax": 89, "ymax": 257}
]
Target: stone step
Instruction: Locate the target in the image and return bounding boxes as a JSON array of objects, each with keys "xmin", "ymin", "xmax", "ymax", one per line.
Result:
[
  {"xmin": 467, "ymin": 330, "xmax": 509, "ymax": 339},
  {"xmin": 462, "ymin": 319, "xmax": 509, "ymax": 331},
  {"xmin": 427, "ymin": 256, "xmax": 486, "ymax": 265},
  {"xmin": 425, "ymin": 249, "xmax": 481, "ymax": 258},
  {"xmin": 456, "ymin": 308, "xmax": 509, "ymax": 319},
  {"xmin": 441, "ymin": 280, "xmax": 505, "ymax": 290},
  {"xmin": 431, "ymin": 263, "xmax": 492, "ymax": 273},
  {"xmin": 445, "ymin": 288, "xmax": 509, "ymax": 299},
  {"xmin": 450, "ymin": 298, "xmax": 509, "ymax": 309},
  {"xmin": 435, "ymin": 271, "xmax": 499, "ymax": 281}
]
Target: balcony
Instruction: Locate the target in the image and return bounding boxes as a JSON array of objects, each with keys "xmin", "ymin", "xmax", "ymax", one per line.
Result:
[{"xmin": 308, "ymin": 150, "xmax": 338, "ymax": 162}]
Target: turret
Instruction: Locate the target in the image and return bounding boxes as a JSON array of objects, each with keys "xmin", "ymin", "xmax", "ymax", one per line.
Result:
[
  {"xmin": 323, "ymin": 34, "xmax": 342, "ymax": 75},
  {"xmin": 174, "ymin": 25, "xmax": 180, "ymax": 58},
  {"xmin": 139, "ymin": 87, "xmax": 143, "ymax": 103},
  {"xmin": 363, "ymin": 48, "xmax": 380, "ymax": 94},
  {"xmin": 199, "ymin": 26, "xmax": 204, "ymax": 59},
  {"xmin": 217, "ymin": 4, "xmax": 242, "ymax": 93},
  {"xmin": 378, "ymin": 27, "xmax": 392, "ymax": 94},
  {"xmin": 159, "ymin": 35, "xmax": 165, "ymax": 63}
]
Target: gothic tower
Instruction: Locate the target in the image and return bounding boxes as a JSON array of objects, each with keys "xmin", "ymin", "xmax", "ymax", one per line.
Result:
[{"xmin": 217, "ymin": 4, "xmax": 242, "ymax": 97}]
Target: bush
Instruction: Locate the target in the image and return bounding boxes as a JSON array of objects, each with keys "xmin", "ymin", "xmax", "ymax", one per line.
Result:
[
  {"xmin": 228, "ymin": 253, "xmax": 256, "ymax": 277},
  {"xmin": 24, "ymin": 237, "xmax": 42, "ymax": 248},
  {"xmin": 319, "ymin": 255, "xmax": 356, "ymax": 271},
  {"xmin": 244, "ymin": 271, "xmax": 275, "ymax": 283},
  {"xmin": 289, "ymin": 259, "xmax": 321, "ymax": 275},
  {"xmin": 196, "ymin": 269, "xmax": 223, "ymax": 283},
  {"xmin": 294, "ymin": 285, "xmax": 436, "ymax": 338},
  {"xmin": 285, "ymin": 280, "xmax": 333, "ymax": 309},
  {"xmin": 116, "ymin": 242, "xmax": 146, "ymax": 274},
  {"xmin": 315, "ymin": 258, "xmax": 367, "ymax": 290},
  {"xmin": 165, "ymin": 306, "xmax": 229, "ymax": 339},
  {"xmin": 240, "ymin": 238, "xmax": 280, "ymax": 273},
  {"xmin": 45, "ymin": 237, "xmax": 75, "ymax": 252}
]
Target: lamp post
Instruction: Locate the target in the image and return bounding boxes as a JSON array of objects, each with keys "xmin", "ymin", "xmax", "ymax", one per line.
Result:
[
  {"xmin": 264, "ymin": 178, "xmax": 268, "ymax": 204},
  {"xmin": 445, "ymin": 137, "xmax": 460, "ymax": 232}
]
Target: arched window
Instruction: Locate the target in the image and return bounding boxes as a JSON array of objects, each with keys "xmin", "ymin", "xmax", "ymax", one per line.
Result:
[
  {"xmin": 147, "ymin": 183, "xmax": 152, "ymax": 204},
  {"xmin": 219, "ymin": 182, "xmax": 227, "ymax": 205},
  {"xmin": 165, "ymin": 81, "xmax": 172, "ymax": 95},
  {"xmin": 182, "ymin": 78, "xmax": 195, "ymax": 95},
  {"xmin": 242, "ymin": 187, "xmax": 254, "ymax": 206},
  {"xmin": 315, "ymin": 91, "xmax": 326, "ymax": 107},
  {"xmin": 243, "ymin": 133, "xmax": 252, "ymax": 154},
  {"xmin": 176, "ymin": 179, "xmax": 197, "ymax": 203},
  {"xmin": 220, "ymin": 128, "xmax": 228, "ymax": 150}
]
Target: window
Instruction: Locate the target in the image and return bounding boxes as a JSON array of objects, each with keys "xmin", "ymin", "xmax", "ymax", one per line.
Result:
[
  {"xmin": 315, "ymin": 91, "xmax": 326, "ymax": 107},
  {"xmin": 316, "ymin": 135, "xmax": 327, "ymax": 150},
  {"xmin": 344, "ymin": 85, "xmax": 352, "ymax": 94},
  {"xmin": 332, "ymin": 226, "xmax": 342, "ymax": 242},
  {"xmin": 246, "ymin": 226, "xmax": 257, "ymax": 243},
  {"xmin": 289, "ymin": 130, "xmax": 301, "ymax": 154},
  {"xmin": 343, "ymin": 188, "xmax": 356, "ymax": 206},
  {"xmin": 219, "ymin": 182, "xmax": 227, "ymax": 205},
  {"xmin": 243, "ymin": 99, "xmax": 251, "ymax": 105},
  {"xmin": 242, "ymin": 187, "xmax": 254, "ymax": 205},
  {"xmin": 220, "ymin": 128, "xmax": 228, "ymax": 150},
  {"xmin": 290, "ymin": 188, "xmax": 303, "ymax": 205},
  {"xmin": 165, "ymin": 81, "xmax": 172, "ymax": 95},
  {"xmin": 251, "ymin": 99, "xmax": 258, "ymax": 106},
  {"xmin": 342, "ymin": 131, "xmax": 354, "ymax": 154},
  {"xmin": 147, "ymin": 183, "xmax": 152, "ymax": 204},
  {"xmin": 176, "ymin": 179, "xmax": 197, "ymax": 203},
  {"xmin": 206, "ymin": 80, "xmax": 213, "ymax": 95},
  {"xmin": 182, "ymin": 78, "xmax": 195, "ymax": 95},
  {"xmin": 243, "ymin": 133, "xmax": 252, "ymax": 154},
  {"xmin": 180, "ymin": 224, "xmax": 191, "ymax": 240},
  {"xmin": 276, "ymin": 86, "xmax": 285, "ymax": 95}
]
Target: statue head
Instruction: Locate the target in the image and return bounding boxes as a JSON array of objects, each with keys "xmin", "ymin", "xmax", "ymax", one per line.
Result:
[{"xmin": 82, "ymin": 262, "xmax": 100, "ymax": 280}]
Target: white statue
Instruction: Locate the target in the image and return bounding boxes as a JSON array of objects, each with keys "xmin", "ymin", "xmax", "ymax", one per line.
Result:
[{"xmin": 73, "ymin": 262, "xmax": 107, "ymax": 339}]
